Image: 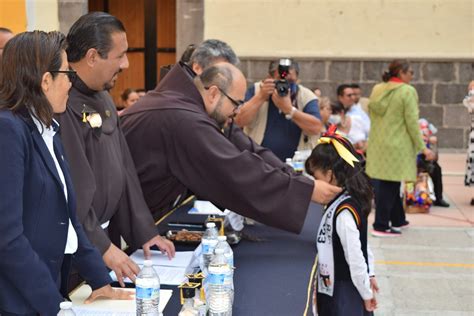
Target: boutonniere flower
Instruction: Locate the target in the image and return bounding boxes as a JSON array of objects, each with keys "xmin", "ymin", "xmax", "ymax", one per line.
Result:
[
  {"xmin": 87, "ymin": 113, "xmax": 102, "ymax": 128},
  {"xmin": 81, "ymin": 104, "xmax": 102, "ymax": 128}
]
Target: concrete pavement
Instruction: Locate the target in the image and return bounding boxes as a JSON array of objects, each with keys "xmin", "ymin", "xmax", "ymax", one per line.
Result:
[{"xmin": 368, "ymin": 152, "xmax": 474, "ymax": 316}]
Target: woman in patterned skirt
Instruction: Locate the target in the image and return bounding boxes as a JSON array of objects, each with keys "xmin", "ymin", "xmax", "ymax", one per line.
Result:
[{"xmin": 464, "ymin": 81, "xmax": 474, "ymax": 205}]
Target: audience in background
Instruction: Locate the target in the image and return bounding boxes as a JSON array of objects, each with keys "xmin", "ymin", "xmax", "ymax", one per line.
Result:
[
  {"xmin": 0, "ymin": 27, "xmax": 13, "ymax": 57},
  {"xmin": 118, "ymin": 88, "xmax": 139, "ymax": 114},
  {"xmin": 136, "ymin": 88, "xmax": 146, "ymax": 98},
  {"xmin": 337, "ymin": 84, "xmax": 369, "ymax": 152},
  {"xmin": 318, "ymin": 96, "xmax": 331, "ymax": 131},
  {"xmin": 236, "ymin": 59, "xmax": 322, "ymax": 161},
  {"xmin": 464, "ymin": 80, "xmax": 474, "ymax": 205},
  {"xmin": 313, "ymin": 87, "xmax": 322, "ymax": 98},
  {"xmin": 366, "ymin": 59, "xmax": 435, "ymax": 237}
]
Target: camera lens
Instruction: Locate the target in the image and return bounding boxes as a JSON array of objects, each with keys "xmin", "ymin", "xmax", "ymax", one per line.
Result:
[{"xmin": 275, "ymin": 79, "xmax": 289, "ymax": 97}]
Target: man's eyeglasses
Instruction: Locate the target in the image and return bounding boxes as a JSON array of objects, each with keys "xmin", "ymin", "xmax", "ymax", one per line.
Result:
[
  {"xmin": 205, "ymin": 85, "xmax": 245, "ymax": 110},
  {"xmin": 49, "ymin": 70, "xmax": 77, "ymax": 82}
]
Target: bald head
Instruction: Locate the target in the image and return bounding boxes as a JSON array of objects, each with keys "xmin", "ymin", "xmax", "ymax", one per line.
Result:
[{"xmin": 198, "ymin": 62, "xmax": 245, "ymax": 93}]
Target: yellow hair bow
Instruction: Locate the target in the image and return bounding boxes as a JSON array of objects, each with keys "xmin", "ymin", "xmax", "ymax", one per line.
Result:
[{"xmin": 318, "ymin": 136, "xmax": 360, "ymax": 167}]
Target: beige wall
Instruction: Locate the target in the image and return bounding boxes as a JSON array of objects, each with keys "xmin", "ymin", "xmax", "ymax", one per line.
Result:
[
  {"xmin": 204, "ymin": 0, "xmax": 473, "ymax": 59},
  {"xmin": 26, "ymin": 0, "xmax": 59, "ymax": 31}
]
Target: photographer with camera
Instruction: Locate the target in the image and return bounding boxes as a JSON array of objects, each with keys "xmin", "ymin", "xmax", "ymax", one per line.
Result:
[{"xmin": 235, "ymin": 59, "xmax": 322, "ymax": 161}]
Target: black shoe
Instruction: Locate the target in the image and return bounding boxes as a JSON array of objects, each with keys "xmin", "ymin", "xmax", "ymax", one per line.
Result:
[{"xmin": 433, "ymin": 199, "xmax": 450, "ymax": 207}]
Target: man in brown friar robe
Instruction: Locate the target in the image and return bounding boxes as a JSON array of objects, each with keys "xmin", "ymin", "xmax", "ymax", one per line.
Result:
[
  {"xmin": 57, "ymin": 12, "xmax": 175, "ymax": 286},
  {"xmin": 121, "ymin": 61, "xmax": 341, "ymax": 234}
]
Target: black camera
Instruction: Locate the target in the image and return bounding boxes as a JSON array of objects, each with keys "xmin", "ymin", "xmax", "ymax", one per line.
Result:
[{"xmin": 274, "ymin": 58, "xmax": 291, "ymax": 97}]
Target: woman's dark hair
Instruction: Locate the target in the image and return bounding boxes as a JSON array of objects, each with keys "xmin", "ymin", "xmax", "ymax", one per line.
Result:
[
  {"xmin": 121, "ymin": 88, "xmax": 137, "ymax": 101},
  {"xmin": 0, "ymin": 31, "xmax": 67, "ymax": 126},
  {"xmin": 66, "ymin": 12, "xmax": 126, "ymax": 63},
  {"xmin": 330, "ymin": 101, "xmax": 345, "ymax": 115},
  {"xmin": 305, "ymin": 138, "xmax": 373, "ymax": 217},
  {"xmin": 382, "ymin": 59, "xmax": 410, "ymax": 82}
]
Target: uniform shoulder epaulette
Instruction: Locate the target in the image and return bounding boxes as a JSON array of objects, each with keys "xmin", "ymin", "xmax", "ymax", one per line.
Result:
[{"xmin": 336, "ymin": 202, "xmax": 361, "ymax": 227}]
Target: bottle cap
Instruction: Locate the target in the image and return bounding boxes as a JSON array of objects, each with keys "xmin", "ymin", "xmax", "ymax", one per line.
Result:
[
  {"xmin": 206, "ymin": 222, "xmax": 216, "ymax": 228},
  {"xmin": 217, "ymin": 236, "xmax": 227, "ymax": 241},
  {"xmin": 143, "ymin": 259, "xmax": 153, "ymax": 266},
  {"xmin": 60, "ymin": 301, "xmax": 73, "ymax": 309}
]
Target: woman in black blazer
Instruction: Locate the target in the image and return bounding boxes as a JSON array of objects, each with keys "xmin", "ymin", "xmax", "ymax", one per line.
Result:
[{"xmin": 0, "ymin": 31, "xmax": 132, "ymax": 315}]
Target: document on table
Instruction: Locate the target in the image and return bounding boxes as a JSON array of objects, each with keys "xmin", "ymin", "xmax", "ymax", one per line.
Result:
[
  {"xmin": 188, "ymin": 200, "xmax": 231, "ymax": 215},
  {"xmin": 70, "ymin": 284, "xmax": 172, "ymax": 315},
  {"xmin": 109, "ymin": 250, "xmax": 196, "ymax": 285},
  {"xmin": 130, "ymin": 249, "xmax": 194, "ymax": 267},
  {"xmin": 109, "ymin": 265, "xmax": 188, "ymax": 286}
]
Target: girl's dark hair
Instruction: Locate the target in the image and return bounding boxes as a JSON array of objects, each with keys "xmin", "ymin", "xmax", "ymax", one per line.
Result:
[
  {"xmin": 382, "ymin": 59, "xmax": 410, "ymax": 82},
  {"xmin": 121, "ymin": 88, "xmax": 137, "ymax": 101},
  {"xmin": 0, "ymin": 31, "xmax": 67, "ymax": 126},
  {"xmin": 305, "ymin": 138, "xmax": 373, "ymax": 217}
]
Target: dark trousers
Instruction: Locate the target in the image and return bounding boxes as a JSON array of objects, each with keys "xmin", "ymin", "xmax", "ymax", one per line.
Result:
[
  {"xmin": 317, "ymin": 280, "xmax": 373, "ymax": 316},
  {"xmin": 429, "ymin": 161, "xmax": 443, "ymax": 201},
  {"xmin": 372, "ymin": 179, "xmax": 406, "ymax": 231}
]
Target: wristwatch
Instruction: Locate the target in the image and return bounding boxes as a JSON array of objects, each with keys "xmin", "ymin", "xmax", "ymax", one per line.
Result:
[{"xmin": 285, "ymin": 106, "xmax": 298, "ymax": 120}]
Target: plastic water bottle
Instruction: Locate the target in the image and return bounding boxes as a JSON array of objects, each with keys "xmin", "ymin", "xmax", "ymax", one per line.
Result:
[
  {"xmin": 136, "ymin": 260, "xmax": 160, "ymax": 315},
  {"xmin": 215, "ymin": 236, "xmax": 233, "ymax": 269},
  {"xmin": 201, "ymin": 222, "xmax": 219, "ymax": 273},
  {"xmin": 292, "ymin": 151, "xmax": 304, "ymax": 174},
  {"xmin": 285, "ymin": 158, "xmax": 293, "ymax": 168},
  {"xmin": 206, "ymin": 248, "xmax": 232, "ymax": 316},
  {"xmin": 214, "ymin": 236, "xmax": 234, "ymax": 302},
  {"xmin": 58, "ymin": 301, "xmax": 76, "ymax": 316}
]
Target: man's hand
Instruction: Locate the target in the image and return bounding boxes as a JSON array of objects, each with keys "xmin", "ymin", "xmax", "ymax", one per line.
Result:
[
  {"xmin": 364, "ymin": 297, "xmax": 378, "ymax": 312},
  {"xmin": 271, "ymin": 90, "xmax": 292, "ymax": 114},
  {"xmin": 257, "ymin": 78, "xmax": 275, "ymax": 101},
  {"xmin": 142, "ymin": 235, "xmax": 176, "ymax": 260},
  {"xmin": 103, "ymin": 244, "xmax": 140, "ymax": 287},
  {"xmin": 311, "ymin": 180, "xmax": 342, "ymax": 205},
  {"xmin": 84, "ymin": 284, "xmax": 134, "ymax": 304}
]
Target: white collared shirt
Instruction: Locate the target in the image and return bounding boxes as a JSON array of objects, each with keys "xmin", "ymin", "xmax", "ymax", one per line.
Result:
[{"xmin": 31, "ymin": 115, "xmax": 78, "ymax": 254}]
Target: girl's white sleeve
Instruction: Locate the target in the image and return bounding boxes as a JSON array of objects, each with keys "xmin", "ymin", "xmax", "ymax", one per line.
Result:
[
  {"xmin": 368, "ymin": 243, "xmax": 375, "ymax": 277},
  {"xmin": 336, "ymin": 210, "xmax": 373, "ymax": 300}
]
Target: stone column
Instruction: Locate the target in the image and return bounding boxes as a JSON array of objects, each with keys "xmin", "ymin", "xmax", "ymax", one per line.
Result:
[
  {"xmin": 58, "ymin": 0, "xmax": 88, "ymax": 35},
  {"xmin": 176, "ymin": 0, "xmax": 204, "ymax": 61}
]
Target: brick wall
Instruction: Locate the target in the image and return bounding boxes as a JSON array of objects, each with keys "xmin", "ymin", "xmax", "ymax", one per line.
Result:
[{"xmin": 240, "ymin": 59, "xmax": 473, "ymax": 149}]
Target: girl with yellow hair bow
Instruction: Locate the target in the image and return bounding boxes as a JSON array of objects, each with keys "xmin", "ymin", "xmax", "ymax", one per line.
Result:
[{"xmin": 307, "ymin": 125, "xmax": 378, "ymax": 316}]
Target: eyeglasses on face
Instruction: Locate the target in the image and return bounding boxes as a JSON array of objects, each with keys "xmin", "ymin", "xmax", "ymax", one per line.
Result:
[
  {"xmin": 49, "ymin": 70, "xmax": 77, "ymax": 82},
  {"xmin": 205, "ymin": 85, "xmax": 245, "ymax": 110}
]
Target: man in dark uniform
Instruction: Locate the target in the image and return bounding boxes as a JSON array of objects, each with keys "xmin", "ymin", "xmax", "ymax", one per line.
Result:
[
  {"xmin": 57, "ymin": 12, "xmax": 175, "ymax": 286},
  {"xmin": 121, "ymin": 61, "xmax": 341, "ymax": 234}
]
